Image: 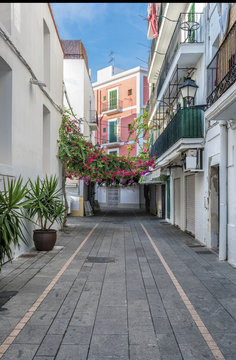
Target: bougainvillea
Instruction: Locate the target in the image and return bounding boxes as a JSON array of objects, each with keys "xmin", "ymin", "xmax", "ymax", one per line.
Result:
[{"xmin": 58, "ymin": 111, "xmax": 156, "ymax": 186}]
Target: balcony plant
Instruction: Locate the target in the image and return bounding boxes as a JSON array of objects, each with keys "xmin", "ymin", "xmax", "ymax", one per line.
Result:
[
  {"xmin": 26, "ymin": 175, "xmax": 65, "ymax": 251},
  {"xmin": 0, "ymin": 177, "xmax": 30, "ymax": 267}
]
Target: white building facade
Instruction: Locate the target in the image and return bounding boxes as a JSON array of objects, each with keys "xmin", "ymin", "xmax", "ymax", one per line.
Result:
[
  {"xmin": 62, "ymin": 40, "xmax": 97, "ymax": 216},
  {"xmin": 0, "ymin": 3, "xmax": 64, "ymax": 257},
  {"xmin": 146, "ymin": 2, "xmax": 236, "ymax": 266}
]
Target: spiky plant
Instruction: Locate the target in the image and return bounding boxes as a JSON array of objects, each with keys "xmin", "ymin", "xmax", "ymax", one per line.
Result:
[
  {"xmin": 26, "ymin": 175, "xmax": 65, "ymax": 231},
  {"xmin": 0, "ymin": 177, "xmax": 30, "ymax": 266}
]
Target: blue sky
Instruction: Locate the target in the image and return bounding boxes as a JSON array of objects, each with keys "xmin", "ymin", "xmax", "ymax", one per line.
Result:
[{"xmin": 50, "ymin": 3, "xmax": 150, "ymax": 83}]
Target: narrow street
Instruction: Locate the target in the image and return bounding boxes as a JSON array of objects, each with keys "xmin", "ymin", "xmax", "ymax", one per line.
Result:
[{"xmin": 0, "ymin": 209, "xmax": 236, "ymax": 360}]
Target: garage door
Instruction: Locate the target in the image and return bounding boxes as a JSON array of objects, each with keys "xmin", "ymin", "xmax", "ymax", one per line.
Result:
[
  {"xmin": 174, "ymin": 178, "xmax": 180, "ymax": 227},
  {"xmin": 186, "ymin": 175, "xmax": 195, "ymax": 235},
  {"xmin": 107, "ymin": 187, "xmax": 119, "ymax": 206}
]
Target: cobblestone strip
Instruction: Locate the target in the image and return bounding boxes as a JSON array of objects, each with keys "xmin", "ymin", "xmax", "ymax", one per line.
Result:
[
  {"xmin": 140, "ymin": 222, "xmax": 226, "ymax": 360},
  {"xmin": 0, "ymin": 223, "xmax": 99, "ymax": 358}
]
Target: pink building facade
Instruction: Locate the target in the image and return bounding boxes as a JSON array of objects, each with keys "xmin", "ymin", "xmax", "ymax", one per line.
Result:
[{"xmin": 92, "ymin": 66, "xmax": 148, "ymax": 157}]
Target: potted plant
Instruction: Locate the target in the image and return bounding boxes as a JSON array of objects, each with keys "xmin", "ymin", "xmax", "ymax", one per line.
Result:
[
  {"xmin": 26, "ymin": 175, "xmax": 65, "ymax": 251},
  {"xmin": 0, "ymin": 176, "xmax": 30, "ymax": 267}
]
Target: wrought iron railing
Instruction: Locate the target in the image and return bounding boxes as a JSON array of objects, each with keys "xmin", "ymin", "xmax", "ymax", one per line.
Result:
[
  {"xmin": 101, "ymin": 100, "xmax": 123, "ymax": 113},
  {"xmin": 207, "ymin": 21, "xmax": 236, "ymax": 107},
  {"xmin": 149, "ymin": 107, "xmax": 203, "ymax": 158},
  {"xmin": 155, "ymin": 12, "xmax": 204, "ymax": 98}
]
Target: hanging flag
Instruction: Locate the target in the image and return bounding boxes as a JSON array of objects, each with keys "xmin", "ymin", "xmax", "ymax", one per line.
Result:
[{"xmin": 147, "ymin": 3, "xmax": 158, "ymax": 39}]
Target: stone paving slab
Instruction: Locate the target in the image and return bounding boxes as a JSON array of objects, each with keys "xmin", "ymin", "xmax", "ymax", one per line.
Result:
[{"xmin": 0, "ymin": 208, "xmax": 236, "ymax": 359}]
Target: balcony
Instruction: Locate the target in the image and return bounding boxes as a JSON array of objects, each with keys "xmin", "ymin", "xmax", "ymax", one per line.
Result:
[
  {"xmin": 101, "ymin": 100, "xmax": 123, "ymax": 115},
  {"xmin": 100, "ymin": 137, "xmax": 122, "ymax": 147},
  {"xmin": 88, "ymin": 110, "xmax": 98, "ymax": 131},
  {"xmin": 207, "ymin": 21, "xmax": 236, "ymax": 108},
  {"xmin": 148, "ymin": 11, "xmax": 204, "ymax": 121},
  {"xmin": 150, "ymin": 107, "xmax": 203, "ymax": 159},
  {"xmin": 155, "ymin": 12, "xmax": 204, "ymax": 98},
  {"xmin": 148, "ymin": 4, "xmax": 190, "ymax": 83}
]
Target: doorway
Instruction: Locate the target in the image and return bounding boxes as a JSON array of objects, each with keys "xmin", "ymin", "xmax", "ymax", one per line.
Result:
[{"xmin": 210, "ymin": 166, "xmax": 219, "ymax": 250}]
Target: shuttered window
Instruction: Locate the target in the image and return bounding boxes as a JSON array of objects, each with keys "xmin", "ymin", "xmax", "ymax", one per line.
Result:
[
  {"xmin": 109, "ymin": 89, "xmax": 117, "ymax": 110},
  {"xmin": 188, "ymin": 3, "xmax": 195, "ymax": 42},
  {"xmin": 109, "ymin": 119, "xmax": 118, "ymax": 143}
]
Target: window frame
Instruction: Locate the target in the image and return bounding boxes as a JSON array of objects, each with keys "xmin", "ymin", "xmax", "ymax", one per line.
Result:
[
  {"xmin": 108, "ymin": 148, "xmax": 119, "ymax": 156},
  {"xmin": 108, "ymin": 118, "xmax": 118, "ymax": 143},
  {"xmin": 108, "ymin": 87, "xmax": 119, "ymax": 110}
]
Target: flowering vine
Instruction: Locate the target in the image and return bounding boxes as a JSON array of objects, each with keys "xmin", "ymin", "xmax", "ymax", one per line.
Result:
[{"xmin": 58, "ymin": 110, "xmax": 156, "ymax": 186}]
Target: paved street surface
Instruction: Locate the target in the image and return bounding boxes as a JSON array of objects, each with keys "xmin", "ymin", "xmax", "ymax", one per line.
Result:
[{"xmin": 0, "ymin": 209, "xmax": 236, "ymax": 360}]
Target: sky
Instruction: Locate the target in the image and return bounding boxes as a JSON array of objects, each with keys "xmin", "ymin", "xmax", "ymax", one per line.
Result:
[{"xmin": 50, "ymin": 3, "xmax": 150, "ymax": 83}]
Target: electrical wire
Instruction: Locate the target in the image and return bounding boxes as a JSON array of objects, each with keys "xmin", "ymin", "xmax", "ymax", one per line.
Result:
[{"xmin": 0, "ymin": 26, "xmax": 63, "ymax": 114}]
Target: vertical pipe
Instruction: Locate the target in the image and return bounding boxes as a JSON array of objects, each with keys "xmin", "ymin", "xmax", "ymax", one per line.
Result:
[{"xmin": 219, "ymin": 121, "xmax": 228, "ymax": 260}]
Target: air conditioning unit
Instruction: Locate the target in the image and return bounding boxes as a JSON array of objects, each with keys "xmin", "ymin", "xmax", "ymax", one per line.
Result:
[{"xmin": 184, "ymin": 149, "xmax": 202, "ymax": 171}]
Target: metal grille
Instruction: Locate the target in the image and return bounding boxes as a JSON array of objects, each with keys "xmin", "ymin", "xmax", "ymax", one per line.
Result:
[
  {"xmin": 19, "ymin": 253, "xmax": 38, "ymax": 258},
  {"xmin": 86, "ymin": 257, "xmax": 115, "ymax": 263},
  {"xmin": 195, "ymin": 250, "xmax": 213, "ymax": 255}
]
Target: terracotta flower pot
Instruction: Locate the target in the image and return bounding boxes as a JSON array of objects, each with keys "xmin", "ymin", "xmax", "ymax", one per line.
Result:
[{"xmin": 33, "ymin": 229, "xmax": 57, "ymax": 251}]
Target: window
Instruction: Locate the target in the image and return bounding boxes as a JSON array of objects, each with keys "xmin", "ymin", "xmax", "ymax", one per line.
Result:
[
  {"xmin": 0, "ymin": 56, "xmax": 12, "ymax": 164},
  {"xmin": 128, "ymin": 89, "xmax": 132, "ymax": 95},
  {"xmin": 103, "ymin": 95, "xmax": 106, "ymax": 101},
  {"xmin": 103, "ymin": 127, "xmax": 106, "ymax": 133},
  {"xmin": 109, "ymin": 88, "xmax": 118, "ymax": 110},
  {"xmin": 108, "ymin": 119, "xmax": 118, "ymax": 143},
  {"xmin": 108, "ymin": 149, "xmax": 119, "ymax": 155}
]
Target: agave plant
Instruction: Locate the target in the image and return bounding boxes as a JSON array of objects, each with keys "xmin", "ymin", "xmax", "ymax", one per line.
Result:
[
  {"xmin": 26, "ymin": 175, "xmax": 65, "ymax": 230},
  {"xmin": 0, "ymin": 176, "xmax": 30, "ymax": 266}
]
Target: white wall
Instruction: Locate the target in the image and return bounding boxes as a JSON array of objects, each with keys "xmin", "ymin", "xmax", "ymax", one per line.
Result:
[
  {"xmin": 120, "ymin": 186, "xmax": 139, "ymax": 204},
  {"xmin": 64, "ymin": 58, "xmax": 95, "ymax": 142},
  {"xmin": 0, "ymin": 3, "xmax": 64, "ymax": 257},
  {"xmin": 96, "ymin": 184, "xmax": 140, "ymax": 208}
]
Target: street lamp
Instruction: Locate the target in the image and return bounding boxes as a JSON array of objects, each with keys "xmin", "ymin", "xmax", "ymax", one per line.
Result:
[{"xmin": 179, "ymin": 77, "xmax": 198, "ymax": 106}]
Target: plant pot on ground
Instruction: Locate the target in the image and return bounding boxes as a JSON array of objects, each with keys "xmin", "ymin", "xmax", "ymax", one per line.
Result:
[
  {"xmin": 0, "ymin": 177, "xmax": 30, "ymax": 267},
  {"xmin": 26, "ymin": 175, "xmax": 65, "ymax": 251}
]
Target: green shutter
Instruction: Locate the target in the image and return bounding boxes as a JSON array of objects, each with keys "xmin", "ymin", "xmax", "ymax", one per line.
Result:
[
  {"xmin": 109, "ymin": 89, "xmax": 117, "ymax": 110},
  {"xmin": 109, "ymin": 150, "xmax": 117, "ymax": 155},
  {"xmin": 109, "ymin": 120, "xmax": 117, "ymax": 142},
  {"xmin": 167, "ymin": 176, "xmax": 170, "ymax": 219},
  {"xmin": 188, "ymin": 3, "xmax": 195, "ymax": 43}
]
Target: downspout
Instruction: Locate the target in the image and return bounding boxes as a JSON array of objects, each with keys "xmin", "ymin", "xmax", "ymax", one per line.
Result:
[{"xmin": 219, "ymin": 121, "xmax": 228, "ymax": 260}]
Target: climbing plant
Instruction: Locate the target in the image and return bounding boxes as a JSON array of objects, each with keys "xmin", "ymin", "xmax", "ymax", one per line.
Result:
[
  {"xmin": 127, "ymin": 108, "xmax": 152, "ymax": 159},
  {"xmin": 58, "ymin": 110, "xmax": 155, "ymax": 187}
]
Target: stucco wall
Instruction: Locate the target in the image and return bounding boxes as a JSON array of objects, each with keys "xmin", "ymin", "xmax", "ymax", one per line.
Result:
[{"xmin": 0, "ymin": 3, "xmax": 64, "ymax": 257}]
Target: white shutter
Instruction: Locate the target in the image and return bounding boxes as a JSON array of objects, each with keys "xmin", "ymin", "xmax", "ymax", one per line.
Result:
[
  {"xmin": 174, "ymin": 178, "xmax": 181, "ymax": 227},
  {"xmin": 107, "ymin": 188, "xmax": 119, "ymax": 206},
  {"xmin": 186, "ymin": 175, "xmax": 195, "ymax": 235}
]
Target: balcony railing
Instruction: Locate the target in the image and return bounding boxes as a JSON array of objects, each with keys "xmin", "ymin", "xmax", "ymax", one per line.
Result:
[
  {"xmin": 101, "ymin": 100, "xmax": 123, "ymax": 114},
  {"xmin": 150, "ymin": 107, "xmax": 203, "ymax": 158},
  {"xmin": 89, "ymin": 110, "xmax": 98, "ymax": 125},
  {"xmin": 207, "ymin": 21, "xmax": 236, "ymax": 107},
  {"xmin": 155, "ymin": 12, "xmax": 204, "ymax": 99}
]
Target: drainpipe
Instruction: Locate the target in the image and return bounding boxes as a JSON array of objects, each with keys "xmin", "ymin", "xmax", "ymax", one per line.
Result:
[{"xmin": 219, "ymin": 121, "xmax": 228, "ymax": 261}]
